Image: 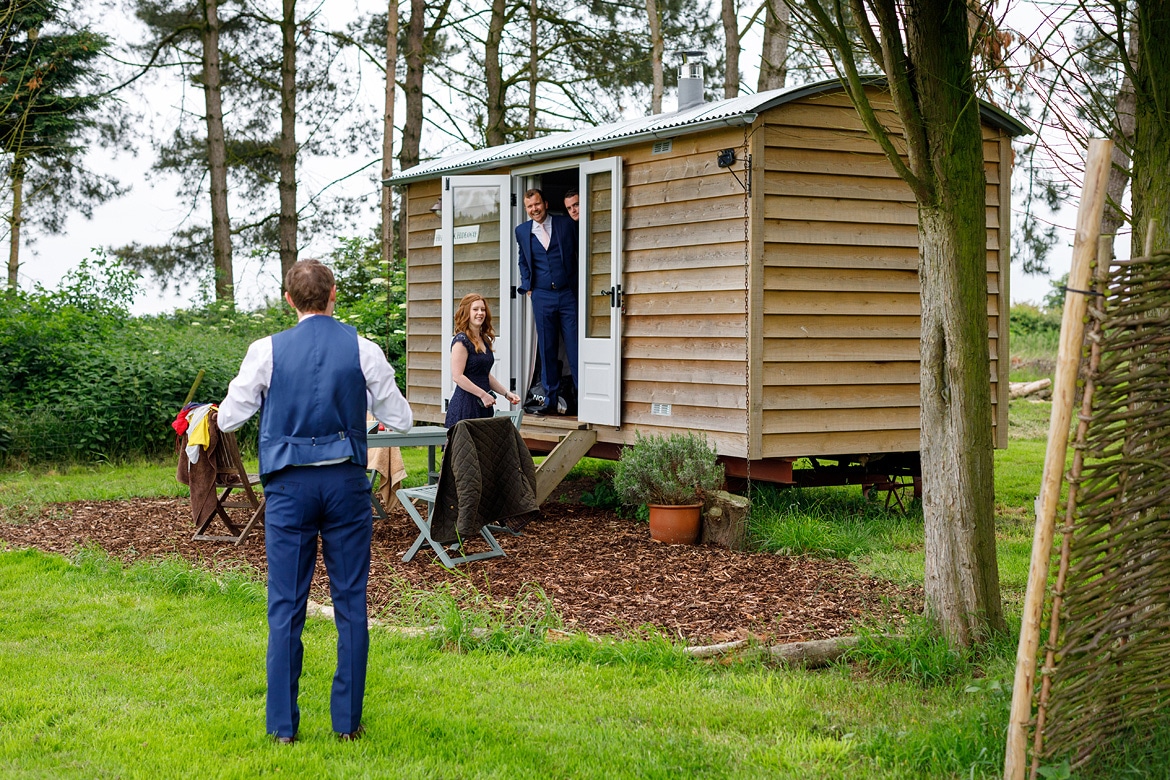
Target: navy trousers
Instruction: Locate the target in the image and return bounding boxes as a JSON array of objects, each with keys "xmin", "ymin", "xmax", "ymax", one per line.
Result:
[
  {"xmin": 263, "ymin": 461, "xmax": 373, "ymax": 738},
  {"xmin": 531, "ymin": 286, "xmax": 579, "ymax": 406}
]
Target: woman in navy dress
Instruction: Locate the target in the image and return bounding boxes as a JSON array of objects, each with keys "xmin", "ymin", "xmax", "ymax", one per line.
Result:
[{"xmin": 445, "ymin": 293, "xmax": 521, "ymax": 429}]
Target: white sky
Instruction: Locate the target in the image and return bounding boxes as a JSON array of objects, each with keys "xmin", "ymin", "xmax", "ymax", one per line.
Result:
[{"xmin": 17, "ymin": 0, "xmax": 1076, "ymax": 314}]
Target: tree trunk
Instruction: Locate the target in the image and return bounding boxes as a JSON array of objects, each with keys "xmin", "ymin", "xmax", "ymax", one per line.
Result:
[
  {"xmin": 527, "ymin": 0, "xmax": 537, "ymax": 139},
  {"xmin": 700, "ymin": 490, "xmax": 749, "ymax": 550},
  {"xmin": 1102, "ymin": 19, "xmax": 1138, "ymax": 239},
  {"xmin": 757, "ymin": 0, "xmax": 789, "ymax": 92},
  {"xmin": 1131, "ymin": 0, "xmax": 1170, "ymax": 256},
  {"xmin": 278, "ymin": 0, "xmax": 298, "ymax": 286},
  {"xmin": 908, "ymin": 0, "xmax": 1005, "ymax": 646},
  {"xmin": 721, "ymin": 0, "xmax": 739, "ymax": 98},
  {"xmin": 7, "ymin": 160, "xmax": 23, "ymax": 290},
  {"xmin": 400, "ymin": 0, "xmax": 425, "ymax": 171},
  {"xmin": 484, "ymin": 0, "xmax": 506, "ymax": 146},
  {"xmin": 381, "ymin": 0, "xmax": 399, "ymax": 269},
  {"xmin": 201, "ymin": 0, "xmax": 234, "ymax": 302},
  {"xmin": 646, "ymin": 0, "xmax": 663, "ymax": 114}
]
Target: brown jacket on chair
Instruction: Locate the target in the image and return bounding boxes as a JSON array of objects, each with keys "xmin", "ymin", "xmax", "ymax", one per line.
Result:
[
  {"xmin": 176, "ymin": 409, "xmax": 222, "ymax": 529},
  {"xmin": 429, "ymin": 415, "xmax": 539, "ymax": 544}
]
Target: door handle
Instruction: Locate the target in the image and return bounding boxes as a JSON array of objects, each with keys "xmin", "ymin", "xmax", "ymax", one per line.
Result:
[{"xmin": 597, "ymin": 286, "xmax": 623, "ymax": 307}]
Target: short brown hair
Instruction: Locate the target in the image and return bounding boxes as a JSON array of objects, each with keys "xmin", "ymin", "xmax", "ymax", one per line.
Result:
[
  {"xmin": 523, "ymin": 188, "xmax": 546, "ymax": 203},
  {"xmin": 284, "ymin": 259, "xmax": 335, "ymax": 312}
]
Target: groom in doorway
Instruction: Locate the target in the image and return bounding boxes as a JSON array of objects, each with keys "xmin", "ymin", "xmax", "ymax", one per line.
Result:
[{"xmin": 516, "ymin": 188, "xmax": 578, "ymax": 415}]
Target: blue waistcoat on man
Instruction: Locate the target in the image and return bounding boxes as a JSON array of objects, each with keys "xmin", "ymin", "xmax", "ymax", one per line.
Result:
[
  {"xmin": 259, "ymin": 315, "xmax": 368, "ymax": 482},
  {"xmin": 528, "ymin": 232, "xmax": 574, "ymax": 290}
]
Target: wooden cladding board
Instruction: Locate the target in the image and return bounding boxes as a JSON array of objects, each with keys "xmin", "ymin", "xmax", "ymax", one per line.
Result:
[
  {"xmin": 404, "ymin": 178, "xmax": 443, "ymax": 413},
  {"xmin": 757, "ymin": 90, "xmax": 1008, "ymax": 459}
]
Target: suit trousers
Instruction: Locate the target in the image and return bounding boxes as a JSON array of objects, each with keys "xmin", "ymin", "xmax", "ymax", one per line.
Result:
[
  {"xmin": 530, "ymin": 286, "xmax": 578, "ymax": 403},
  {"xmin": 263, "ymin": 461, "xmax": 373, "ymax": 738}
]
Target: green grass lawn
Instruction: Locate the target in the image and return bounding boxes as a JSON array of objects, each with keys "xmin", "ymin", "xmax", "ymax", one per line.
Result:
[
  {"xmin": 2, "ymin": 399, "xmax": 1161, "ymax": 778},
  {"xmin": 0, "ymin": 547, "xmax": 1014, "ymax": 779}
]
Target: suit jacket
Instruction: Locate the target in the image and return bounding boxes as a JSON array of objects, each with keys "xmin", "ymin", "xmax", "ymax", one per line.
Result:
[{"xmin": 515, "ymin": 213, "xmax": 578, "ymax": 294}]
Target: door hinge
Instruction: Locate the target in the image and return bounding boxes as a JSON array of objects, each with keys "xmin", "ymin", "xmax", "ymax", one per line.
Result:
[
  {"xmin": 614, "ymin": 283, "xmax": 623, "ymax": 308},
  {"xmin": 510, "ymin": 378, "xmax": 516, "ymax": 391},
  {"xmin": 510, "ymin": 285, "xmax": 517, "ymax": 299},
  {"xmin": 510, "ymin": 192, "xmax": 516, "ymax": 206},
  {"xmin": 444, "ymin": 178, "xmax": 450, "ymax": 191}
]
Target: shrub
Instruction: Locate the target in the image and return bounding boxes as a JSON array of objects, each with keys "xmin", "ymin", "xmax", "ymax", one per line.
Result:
[
  {"xmin": 612, "ymin": 431, "xmax": 724, "ymax": 506},
  {"xmin": 1, "ymin": 239, "xmax": 409, "ymax": 465}
]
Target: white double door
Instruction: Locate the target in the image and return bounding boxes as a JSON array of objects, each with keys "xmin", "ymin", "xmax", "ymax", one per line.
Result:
[{"xmin": 439, "ymin": 158, "xmax": 623, "ymax": 427}]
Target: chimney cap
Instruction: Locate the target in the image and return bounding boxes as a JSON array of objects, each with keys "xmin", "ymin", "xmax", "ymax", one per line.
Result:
[{"xmin": 669, "ymin": 49, "xmax": 707, "ymax": 61}]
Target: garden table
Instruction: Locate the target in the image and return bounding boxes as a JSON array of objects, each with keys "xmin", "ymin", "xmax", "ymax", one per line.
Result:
[{"xmin": 367, "ymin": 425, "xmax": 447, "ymax": 485}]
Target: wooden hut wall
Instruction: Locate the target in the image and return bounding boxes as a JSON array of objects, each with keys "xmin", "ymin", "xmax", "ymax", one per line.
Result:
[
  {"xmin": 403, "ymin": 178, "xmax": 444, "ymax": 421},
  {"xmin": 614, "ymin": 127, "xmax": 754, "ymax": 457},
  {"xmin": 758, "ymin": 90, "xmax": 1011, "ymax": 459}
]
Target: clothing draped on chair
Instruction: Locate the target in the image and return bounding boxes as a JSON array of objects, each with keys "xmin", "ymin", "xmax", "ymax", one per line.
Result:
[
  {"xmin": 429, "ymin": 415, "xmax": 539, "ymax": 545},
  {"xmin": 177, "ymin": 407, "xmax": 265, "ymax": 544}
]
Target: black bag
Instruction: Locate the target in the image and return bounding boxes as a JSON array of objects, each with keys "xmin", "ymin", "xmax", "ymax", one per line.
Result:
[{"xmin": 522, "ymin": 384, "xmax": 548, "ymax": 414}]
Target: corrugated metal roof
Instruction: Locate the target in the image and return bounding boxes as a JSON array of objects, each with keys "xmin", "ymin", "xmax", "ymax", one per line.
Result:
[{"xmin": 387, "ymin": 77, "xmax": 1030, "ymax": 184}]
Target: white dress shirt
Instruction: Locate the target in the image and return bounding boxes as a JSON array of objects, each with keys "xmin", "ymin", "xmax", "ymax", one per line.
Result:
[
  {"xmin": 218, "ymin": 314, "xmax": 413, "ymax": 435},
  {"xmin": 532, "ymin": 217, "xmax": 551, "ymax": 249}
]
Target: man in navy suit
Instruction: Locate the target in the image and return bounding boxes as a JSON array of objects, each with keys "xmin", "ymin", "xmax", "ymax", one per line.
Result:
[
  {"xmin": 516, "ymin": 188, "xmax": 579, "ymax": 414},
  {"xmin": 219, "ymin": 259, "xmax": 412, "ymax": 744}
]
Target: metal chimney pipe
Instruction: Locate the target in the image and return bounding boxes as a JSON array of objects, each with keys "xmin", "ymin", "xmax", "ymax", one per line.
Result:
[{"xmin": 674, "ymin": 50, "xmax": 707, "ymax": 112}]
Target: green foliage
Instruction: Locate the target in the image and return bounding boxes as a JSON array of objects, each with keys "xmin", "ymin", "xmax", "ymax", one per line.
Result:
[
  {"xmin": 380, "ymin": 578, "xmax": 563, "ymax": 655},
  {"xmin": 1042, "ymin": 273, "xmax": 1070, "ymax": 313},
  {"xmin": 848, "ymin": 615, "xmax": 1013, "ymax": 688},
  {"xmin": 329, "ymin": 235, "xmax": 406, "ymax": 387},
  {"xmin": 579, "ymin": 480, "xmax": 624, "ymax": 512},
  {"xmin": 1009, "ymin": 302, "xmax": 1060, "ymax": 382},
  {"xmin": 0, "ymin": 1, "xmax": 123, "ymax": 244},
  {"xmin": 749, "ymin": 483, "xmax": 921, "ymax": 559},
  {"xmin": 0, "ymin": 253, "xmax": 279, "ymax": 463},
  {"xmin": 612, "ymin": 431, "xmax": 724, "ymax": 506},
  {"xmin": 0, "ymin": 236, "xmax": 409, "ymax": 465},
  {"xmin": 1009, "ymin": 302, "xmax": 1061, "ymax": 349}
]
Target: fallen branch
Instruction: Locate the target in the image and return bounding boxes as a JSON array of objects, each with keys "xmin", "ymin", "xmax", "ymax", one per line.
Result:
[
  {"xmin": 1009, "ymin": 378, "xmax": 1052, "ymax": 399},
  {"xmin": 307, "ymin": 600, "xmax": 868, "ymax": 667}
]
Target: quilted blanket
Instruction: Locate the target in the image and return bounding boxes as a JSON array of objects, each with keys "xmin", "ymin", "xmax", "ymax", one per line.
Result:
[{"xmin": 430, "ymin": 415, "xmax": 539, "ymax": 544}]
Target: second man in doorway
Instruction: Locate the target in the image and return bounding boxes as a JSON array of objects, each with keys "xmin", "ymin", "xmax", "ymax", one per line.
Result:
[{"xmin": 516, "ymin": 188, "xmax": 578, "ymax": 415}]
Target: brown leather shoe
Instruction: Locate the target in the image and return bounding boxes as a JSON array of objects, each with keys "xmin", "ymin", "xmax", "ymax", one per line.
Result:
[
  {"xmin": 272, "ymin": 734, "xmax": 296, "ymax": 745},
  {"xmin": 336, "ymin": 724, "xmax": 365, "ymax": 742}
]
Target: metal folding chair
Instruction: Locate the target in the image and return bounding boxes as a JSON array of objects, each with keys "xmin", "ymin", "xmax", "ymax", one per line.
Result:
[{"xmin": 396, "ymin": 407, "xmax": 525, "ymax": 567}]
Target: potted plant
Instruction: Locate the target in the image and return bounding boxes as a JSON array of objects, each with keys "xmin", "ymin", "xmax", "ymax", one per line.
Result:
[{"xmin": 613, "ymin": 431, "xmax": 725, "ymax": 544}]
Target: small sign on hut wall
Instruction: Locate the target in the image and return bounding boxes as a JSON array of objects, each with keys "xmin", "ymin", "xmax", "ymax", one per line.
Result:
[{"xmin": 433, "ymin": 225, "xmax": 480, "ymax": 246}]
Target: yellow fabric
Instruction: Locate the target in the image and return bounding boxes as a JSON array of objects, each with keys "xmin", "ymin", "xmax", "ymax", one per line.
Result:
[{"xmin": 187, "ymin": 409, "xmax": 212, "ymax": 450}]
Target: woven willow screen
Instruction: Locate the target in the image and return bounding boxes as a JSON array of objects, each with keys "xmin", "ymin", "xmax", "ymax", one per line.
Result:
[{"xmin": 1032, "ymin": 253, "xmax": 1170, "ymax": 769}]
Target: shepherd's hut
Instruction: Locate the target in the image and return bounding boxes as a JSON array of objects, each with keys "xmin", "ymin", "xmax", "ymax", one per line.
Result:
[{"xmin": 386, "ymin": 70, "xmax": 1028, "ymax": 487}]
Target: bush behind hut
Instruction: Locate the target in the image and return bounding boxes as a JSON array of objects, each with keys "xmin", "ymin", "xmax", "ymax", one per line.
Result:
[{"xmin": 0, "ymin": 240, "xmax": 404, "ymax": 465}]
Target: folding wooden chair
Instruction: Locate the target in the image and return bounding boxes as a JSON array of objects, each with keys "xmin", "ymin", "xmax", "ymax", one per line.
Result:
[
  {"xmin": 192, "ymin": 430, "xmax": 266, "ymax": 545},
  {"xmin": 397, "ymin": 408, "xmax": 525, "ymax": 567}
]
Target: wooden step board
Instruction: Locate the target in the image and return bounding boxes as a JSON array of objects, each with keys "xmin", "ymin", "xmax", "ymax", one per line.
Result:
[{"xmin": 533, "ymin": 429, "xmax": 598, "ymax": 505}]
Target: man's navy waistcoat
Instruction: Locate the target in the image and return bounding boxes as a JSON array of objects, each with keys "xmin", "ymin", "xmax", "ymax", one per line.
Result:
[{"xmin": 259, "ymin": 316, "xmax": 368, "ymax": 482}]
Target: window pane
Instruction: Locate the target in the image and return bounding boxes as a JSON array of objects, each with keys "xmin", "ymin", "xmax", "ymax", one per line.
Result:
[
  {"xmin": 584, "ymin": 171, "xmax": 611, "ymax": 339},
  {"xmin": 452, "ymin": 186, "xmax": 501, "ymax": 324}
]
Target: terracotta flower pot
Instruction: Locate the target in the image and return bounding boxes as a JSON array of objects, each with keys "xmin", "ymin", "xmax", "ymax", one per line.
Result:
[{"xmin": 647, "ymin": 502, "xmax": 702, "ymax": 545}]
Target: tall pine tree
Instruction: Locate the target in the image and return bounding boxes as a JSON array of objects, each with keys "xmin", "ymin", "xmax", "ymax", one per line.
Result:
[{"xmin": 0, "ymin": 0, "xmax": 115, "ymax": 289}]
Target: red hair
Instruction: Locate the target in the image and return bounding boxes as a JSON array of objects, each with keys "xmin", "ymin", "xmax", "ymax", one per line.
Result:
[{"xmin": 453, "ymin": 293, "xmax": 495, "ymax": 353}]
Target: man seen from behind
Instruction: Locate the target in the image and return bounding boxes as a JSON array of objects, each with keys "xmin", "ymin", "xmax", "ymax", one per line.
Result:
[{"xmin": 218, "ymin": 259, "xmax": 413, "ymax": 744}]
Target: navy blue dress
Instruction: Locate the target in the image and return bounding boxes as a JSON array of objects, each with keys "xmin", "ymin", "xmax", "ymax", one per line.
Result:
[{"xmin": 445, "ymin": 332, "xmax": 495, "ymax": 429}]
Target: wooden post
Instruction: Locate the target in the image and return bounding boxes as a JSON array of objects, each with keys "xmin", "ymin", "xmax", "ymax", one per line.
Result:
[{"xmin": 1003, "ymin": 139, "xmax": 1113, "ymax": 780}]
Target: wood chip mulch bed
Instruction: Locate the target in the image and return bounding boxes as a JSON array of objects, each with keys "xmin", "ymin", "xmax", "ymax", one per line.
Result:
[{"xmin": 0, "ymin": 489, "xmax": 922, "ymax": 645}]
